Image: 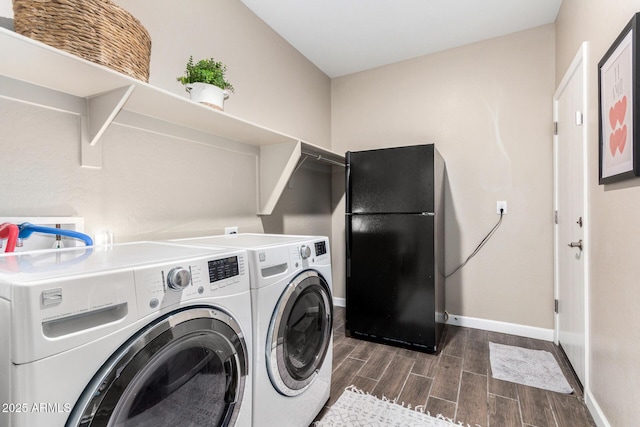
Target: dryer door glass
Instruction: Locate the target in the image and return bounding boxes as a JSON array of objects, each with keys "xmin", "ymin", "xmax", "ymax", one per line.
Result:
[
  {"xmin": 268, "ymin": 270, "xmax": 333, "ymax": 396},
  {"xmin": 69, "ymin": 307, "xmax": 248, "ymax": 427}
]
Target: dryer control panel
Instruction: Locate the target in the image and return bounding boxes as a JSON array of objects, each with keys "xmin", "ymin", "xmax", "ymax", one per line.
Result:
[
  {"xmin": 134, "ymin": 251, "xmax": 247, "ymax": 318},
  {"xmin": 314, "ymin": 240, "xmax": 327, "ymax": 256},
  {"xmin": 289, "ymin": 239, "xmax": 331, "ymax": 270}
]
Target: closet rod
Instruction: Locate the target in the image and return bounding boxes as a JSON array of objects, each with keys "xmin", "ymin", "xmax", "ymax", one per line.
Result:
[{"xmin": 300, "ymin": 150, "xmax": 345, "ymax": 167}]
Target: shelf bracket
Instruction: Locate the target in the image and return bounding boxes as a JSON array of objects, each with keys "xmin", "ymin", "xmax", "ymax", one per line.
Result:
[
  {"xmin": 81, "ymin": 85, "xmax": 135, "ymax": 169},
  {"xmin": 258, "ymin": 141, "xmax": 302, "ymax": 215}
]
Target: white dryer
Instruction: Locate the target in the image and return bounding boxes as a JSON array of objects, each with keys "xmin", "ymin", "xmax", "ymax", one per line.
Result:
[
  {"xmin": 0, "ymin": 242, "xmax": 252, "ymax": 427},
  {"xmin": 171, "ymin": 234, "xmax": 333, "ymax": 427}
]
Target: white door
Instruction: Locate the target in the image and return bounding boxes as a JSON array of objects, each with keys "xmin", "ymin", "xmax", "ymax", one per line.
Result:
[{"xmin": 553, "ymin": 43, "xmax": 588, "ymax": 386}]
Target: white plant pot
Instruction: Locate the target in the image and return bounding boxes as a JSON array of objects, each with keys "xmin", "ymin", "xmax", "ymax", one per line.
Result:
[{"xmin": 185, "ymin": 82, "xmax": 229, "ymax": 110}]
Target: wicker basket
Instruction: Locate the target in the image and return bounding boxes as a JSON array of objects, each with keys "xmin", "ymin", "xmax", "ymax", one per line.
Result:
[{"xmin": 12, "ymin": 0, "xmax": 152, "ymax": 82}]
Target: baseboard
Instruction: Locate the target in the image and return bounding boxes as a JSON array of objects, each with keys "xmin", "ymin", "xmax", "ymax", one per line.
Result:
[
  {"xmin": 446, "ymin": 313, "xmax": 554, "ymax": 341},
  {"xmin": 331, "ymin": 306, "xmax": 553, "ymax": 341},
  {"xmin": 585, "ymin": 388, "xmax": 611, "ymax": 427}
]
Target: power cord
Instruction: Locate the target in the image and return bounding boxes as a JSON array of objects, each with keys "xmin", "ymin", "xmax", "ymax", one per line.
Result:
[{"xmin": 445, "ymin": 209, "xmax": 504, "ymax": 278}]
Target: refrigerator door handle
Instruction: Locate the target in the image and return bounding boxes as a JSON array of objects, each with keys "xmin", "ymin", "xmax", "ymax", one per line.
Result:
[
  {"xmin": 345, "ymin": 217, "xmax": 351, "ymax": 278},
  {"xmin": 345, "ymin": 151, "xmax": 351, "ymax": 213}
]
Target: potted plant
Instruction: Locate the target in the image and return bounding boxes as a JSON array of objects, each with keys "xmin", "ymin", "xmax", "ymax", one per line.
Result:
[{"xmin": 177, "ymin": 56, "xmax": 235, "ymax": 110}]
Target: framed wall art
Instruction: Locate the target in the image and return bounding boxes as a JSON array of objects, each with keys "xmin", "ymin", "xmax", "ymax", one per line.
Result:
[{"xmin": 598, "ymin": 13, "xmax": 640, "ymax": 184}]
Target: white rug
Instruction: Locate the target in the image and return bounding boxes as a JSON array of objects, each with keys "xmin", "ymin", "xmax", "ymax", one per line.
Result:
[
  {"xmin": 315, "ymin": 387, "xmax": 461, "ymax": 427},
  {"xmin": 489, "ymin": 342, "xmax": 573, "ymax": 394}
]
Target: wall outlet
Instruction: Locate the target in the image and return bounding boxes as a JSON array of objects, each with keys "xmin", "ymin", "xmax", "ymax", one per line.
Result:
[
  {"xmin": 496, "ymin": 201, "xmax": 507, "ymax": 215},
  {"xmin": 225, "ymin": 226, "xmax": 238, "ymax": 235}
]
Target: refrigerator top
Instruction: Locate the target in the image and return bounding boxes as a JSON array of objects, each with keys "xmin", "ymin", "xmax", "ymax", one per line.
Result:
[{"xmin": 346, "ymin": 144, "xmax": 437, "ymax": 214}]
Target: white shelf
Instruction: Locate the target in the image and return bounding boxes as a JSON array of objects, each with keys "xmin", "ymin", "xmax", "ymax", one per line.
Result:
[{"xmin": 0, "ymin": 27, "xmax": 344, "ymax": 215}]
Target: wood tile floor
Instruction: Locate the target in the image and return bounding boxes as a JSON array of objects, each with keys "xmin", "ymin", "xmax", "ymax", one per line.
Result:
[{"xmin": 313, "ymin": 307, "xmax": 595, "ymax": 427}]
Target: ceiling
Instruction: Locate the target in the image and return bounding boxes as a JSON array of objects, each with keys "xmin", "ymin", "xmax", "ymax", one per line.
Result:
[{"xmin": 240, "ymin": 0, "xmax": 563, "ymax": 78}]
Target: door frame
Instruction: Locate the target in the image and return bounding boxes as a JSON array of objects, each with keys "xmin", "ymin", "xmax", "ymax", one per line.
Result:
[{"xmin": 553, "ymin": 42, "xmax": 590, "ymax": 387}]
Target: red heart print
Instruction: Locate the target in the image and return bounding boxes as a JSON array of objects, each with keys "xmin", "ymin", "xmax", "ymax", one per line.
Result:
[
  {"xmin": 618, "ymin": 124, "xmax": 627, "ymax": 153},
  {"xmin": 609, "ymin": 96, "xmax": 627, "ymax": 130},
  {"xmin": 609, "ymin": 125, "xmax": 628, "ymax": 156}
]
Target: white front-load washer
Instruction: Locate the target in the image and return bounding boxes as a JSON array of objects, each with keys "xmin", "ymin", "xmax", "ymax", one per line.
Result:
[
  {"xmin": 171, "ymin": 234, "xmax": 333, "ymax": 427},
  {"xmin": 0, "ymin": 241, "xmax": 252, "ymax": 427}
]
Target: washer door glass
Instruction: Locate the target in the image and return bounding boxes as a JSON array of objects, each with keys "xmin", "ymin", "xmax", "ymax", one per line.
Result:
[
  {"xmin": 69, "ymin": 307, "xmax": 248, "ymax": 427},
  {"xmin": 268, "ymin": 270, "xmax": 332, "ymax": 396}
]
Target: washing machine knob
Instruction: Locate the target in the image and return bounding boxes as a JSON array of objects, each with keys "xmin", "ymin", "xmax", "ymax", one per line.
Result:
[
  {"xmin": 167, "ymin": 267, "xmax": 191, "ymax": 291},
  {"xmin": 300, "ymin": 245, "xmax": 312, "ymax": 259}
]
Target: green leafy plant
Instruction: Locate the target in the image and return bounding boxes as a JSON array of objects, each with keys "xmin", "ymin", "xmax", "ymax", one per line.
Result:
[{"xmin": 176, "ymin": 56, "xmax": 235, "ymax": 93}]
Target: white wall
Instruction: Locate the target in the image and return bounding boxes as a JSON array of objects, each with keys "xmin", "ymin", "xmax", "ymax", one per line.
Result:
[
  {"xmin": 0, "ymin": 100, "xmax": 261, "ymax": 240},
  {"xmin": 331, "ymin": 25, "xmax": 556, "ymax": 330},
  {"xmin": 0, "ymin": 0, "xmax": 333, "ymax": 242},
  {"xmin": 556, "ymin": 1, "xmax": 640, "ymax": 425},
  {"xmin": 114, "ymin": 0, "xmax": 331, "ymax": 148},
  {"xmin": 0, "ymin": 1, "xmax": 11, "ymax": 18}
]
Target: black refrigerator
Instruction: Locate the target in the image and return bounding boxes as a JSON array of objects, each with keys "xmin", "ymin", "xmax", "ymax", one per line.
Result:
[{"xmin": 345, "ymin": 144, "xmax": 445, "ymax": 353}]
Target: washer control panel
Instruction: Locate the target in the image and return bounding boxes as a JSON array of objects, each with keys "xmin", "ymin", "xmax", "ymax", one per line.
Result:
[
  {"xmin": 208, "ymin": 255, "xmax": 241, "ymax": 283},
  {"xmin": 134, "ymin": 251, "xmax": 247, "ymax": 317}
]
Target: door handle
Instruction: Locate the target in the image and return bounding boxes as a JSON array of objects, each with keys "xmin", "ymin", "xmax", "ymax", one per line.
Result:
[{"xmin": 568, "ymin": 239, "xmax": 583, "ymax": 251}]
